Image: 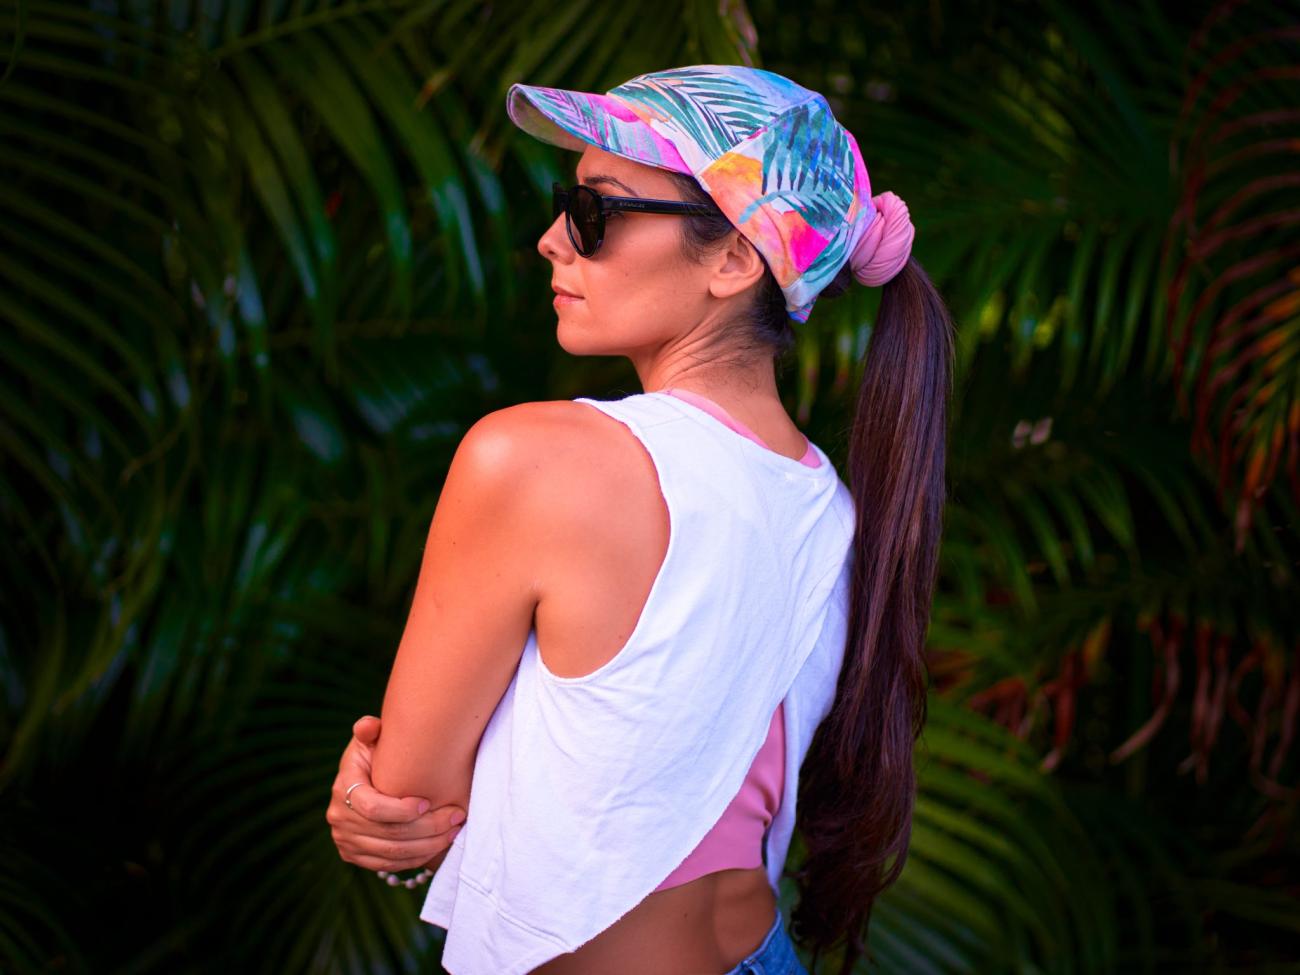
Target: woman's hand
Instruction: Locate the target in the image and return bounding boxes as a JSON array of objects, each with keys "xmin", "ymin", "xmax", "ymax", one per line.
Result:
[{"xmin": 326, "ymin": 715, "xmax": 467, "ymax": 873}]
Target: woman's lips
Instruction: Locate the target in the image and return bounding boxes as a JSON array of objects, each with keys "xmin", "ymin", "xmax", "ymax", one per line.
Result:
[{"xmin": 553, "ymin": 294, "xmax": 584, "ymax": 306}]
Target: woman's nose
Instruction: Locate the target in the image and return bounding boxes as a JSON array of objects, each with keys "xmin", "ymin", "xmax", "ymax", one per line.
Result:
[{"xmin": 538, "ymin": 212, "xmax": 574, "ymax": 262}]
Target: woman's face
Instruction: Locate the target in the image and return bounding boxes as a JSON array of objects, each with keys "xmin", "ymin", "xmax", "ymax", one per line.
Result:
[{"xmin": 537, "ymin": 144, "xmax": 762, "ymax": 377}]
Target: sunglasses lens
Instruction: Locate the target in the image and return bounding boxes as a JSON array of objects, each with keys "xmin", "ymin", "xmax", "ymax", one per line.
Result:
[
  {"xmin": 570, "ymin": 186, "xmax": 603, "ymax": 256},
  {"xmin": 551, "ymin": 183, "xmax": 603, "ymax": 256}
]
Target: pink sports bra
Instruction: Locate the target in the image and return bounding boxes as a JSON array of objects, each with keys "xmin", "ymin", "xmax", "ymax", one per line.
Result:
[{"xmin": 651, "ymin": 387, "xmax": 823, "ymax": 892}]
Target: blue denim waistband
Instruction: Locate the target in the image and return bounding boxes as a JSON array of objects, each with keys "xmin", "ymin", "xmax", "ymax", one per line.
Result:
[{"xmin": 722, "ymin": 907, "xmax": 808, "ymax": 975}]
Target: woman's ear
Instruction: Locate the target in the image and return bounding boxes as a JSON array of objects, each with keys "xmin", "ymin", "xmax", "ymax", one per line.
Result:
[{"xmin": 708, "ymin": 231, "xmax": 767, "ymax": 301}]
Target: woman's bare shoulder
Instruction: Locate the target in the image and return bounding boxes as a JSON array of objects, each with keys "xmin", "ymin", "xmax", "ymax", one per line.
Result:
[
  {"xmin": 468, "ymin": 398, "xmax": 665, "ymax": 573},
  {"xmin": 472, "ymin": 399, "xmax": 652, "ymax": 484}
]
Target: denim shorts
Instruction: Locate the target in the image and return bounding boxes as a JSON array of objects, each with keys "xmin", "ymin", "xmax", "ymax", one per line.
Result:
[{"xmin": 721, "ymin": 906, "xmax": 808, "ymax": 975}]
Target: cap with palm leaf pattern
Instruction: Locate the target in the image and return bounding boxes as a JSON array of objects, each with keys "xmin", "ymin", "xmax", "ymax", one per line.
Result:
[{"xmin": 507, "ymin": 64, "xmax": 914, "ymax": 323}]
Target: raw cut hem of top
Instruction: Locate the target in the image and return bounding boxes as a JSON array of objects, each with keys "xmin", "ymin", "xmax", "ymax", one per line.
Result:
[{"xmin": 434, "ymin": 872, "xmax": 589, "ymax": 975}]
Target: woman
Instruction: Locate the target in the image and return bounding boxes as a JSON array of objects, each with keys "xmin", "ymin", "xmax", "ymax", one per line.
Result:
[{"xmin": 325, "ymin": 65, "xmax": 954, "ymax": 975}]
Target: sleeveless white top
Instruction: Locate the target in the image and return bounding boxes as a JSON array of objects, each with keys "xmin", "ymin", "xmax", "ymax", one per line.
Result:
[{"xmin": 420, "ymin": 390, "xmax": 856, "ymax": 975}]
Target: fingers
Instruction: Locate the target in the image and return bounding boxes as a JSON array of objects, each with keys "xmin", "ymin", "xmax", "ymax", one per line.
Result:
[
  {"xmin": 327, "ymin": 752, "xmax": 466, "ymax": 840},
  {"xmin": 336, "ymin": 733, "xmax": 374, "ymax": 785},
  {"xmin": 333, "ymin": 827, "xmax": 464, "ymax": 872},
  {"xmin": 326, "ymin": 720, "xmax": 469, "ymax": 874},
  {"xmin": 335, "ymin": 836, "xmax": 460, "ymax": 872},
  {"xmin": 329, "ymin": 812, "xmax": 466, "ymax": 873},
  {"xmin": 424, "ymin": 804, "xmax": 468, "ymax": 836},
  {"xmin": 332, "ymin": 743, "xmax": 376, "ymax": 818},
  {"xmin": 330, "ymin": 806, "xmax": 467, "ymax": 842},
  {"xmin": 352, "ymin": 714, "xmax": 381, "ymax": 746},
  {"xmin": 342, "ymin": 782, "xmax": 430, "ymax": 824}
]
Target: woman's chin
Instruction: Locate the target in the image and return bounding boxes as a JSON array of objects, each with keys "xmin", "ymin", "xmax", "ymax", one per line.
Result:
[
  {"xmin": 555, "ymin": 321, "xmax": 620, "ymax": 357},
  {"xmin": 556, "ymin": 333, "xmax": 600, "ymax": 356}
]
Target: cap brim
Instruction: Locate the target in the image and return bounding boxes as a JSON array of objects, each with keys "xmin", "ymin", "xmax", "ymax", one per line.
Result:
[{"xmin": 505, "ymin": 83, "xmax": 694, "ymax": 175}]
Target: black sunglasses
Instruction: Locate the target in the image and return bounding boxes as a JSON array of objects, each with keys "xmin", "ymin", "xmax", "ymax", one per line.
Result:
[{"xmin": 552, "ymin": 181, "xmax": 721, "ymax": 257}]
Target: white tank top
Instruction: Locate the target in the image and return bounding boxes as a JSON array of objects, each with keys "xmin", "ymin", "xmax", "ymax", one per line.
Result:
[{"xmin": 420, "ymin": 389, "xmax": 855, "ymax": 975}]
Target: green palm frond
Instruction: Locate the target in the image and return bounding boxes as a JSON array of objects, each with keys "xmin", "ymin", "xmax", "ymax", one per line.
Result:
[
  {"xmin": 1159, "ymin": 5, "xmax": 1300, "ymax": 551},
  {"xmin": 780, "ymin": 697, "xmax": 1118, "ymax": 974},
  {"xmin": 780, "ymin": 0, "xmax": 1298, "ymax": 793},
  {"xmin": 3, "ymin": 0, "xmax": 1297, "ymax": 971},
  {"xmin": 169, "ymin": 634, "xmax": 442, "ymax": 973},
  {"xmin": 0, "ymin": 0, "xmax": 765, "ymax": 971}
]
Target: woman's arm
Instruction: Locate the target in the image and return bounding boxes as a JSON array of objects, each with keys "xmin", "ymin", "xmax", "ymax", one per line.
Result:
[{"xmin": 370, "ymin": 408, "xmax": 545, "ymax": 810}]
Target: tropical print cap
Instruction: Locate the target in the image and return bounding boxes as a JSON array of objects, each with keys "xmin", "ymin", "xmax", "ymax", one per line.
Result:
[{"xmin": 506, "ymin": 64, "xmax": 914, "ymax": 323}]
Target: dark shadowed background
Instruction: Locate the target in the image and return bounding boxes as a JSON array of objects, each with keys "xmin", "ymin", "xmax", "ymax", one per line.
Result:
[{"xmin": 1, "ymin": 0, "xmax": 1297, "ymax": 971}]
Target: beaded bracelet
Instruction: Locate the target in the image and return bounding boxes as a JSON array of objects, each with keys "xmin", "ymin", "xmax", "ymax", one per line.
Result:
[{"xmin": 378, "ymin": 867, "xmax": 435, "ymax": 889}]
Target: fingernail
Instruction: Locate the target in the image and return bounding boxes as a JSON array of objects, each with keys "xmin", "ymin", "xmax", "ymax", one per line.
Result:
[
  {"xmin": 417, "ymin": 801, "xmax": 430, "ymax": 814},
  {"xmin": 450, "ymin": 810, "xmax": 466, "ymax": 825}
]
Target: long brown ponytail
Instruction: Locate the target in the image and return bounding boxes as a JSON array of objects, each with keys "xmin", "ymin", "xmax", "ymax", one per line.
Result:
[
  {"xmin": 789, "ymin": 258, "xmax": 955, "ymax": 973},
  {"xmin": 664, "ymin": 169, "xmax": 956, "ymax": 974}
]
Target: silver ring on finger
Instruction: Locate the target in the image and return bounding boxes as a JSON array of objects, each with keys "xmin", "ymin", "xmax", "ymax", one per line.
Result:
[{"xmin": 345, "ymin": 781, "xmax": 364, "ymax": 810}]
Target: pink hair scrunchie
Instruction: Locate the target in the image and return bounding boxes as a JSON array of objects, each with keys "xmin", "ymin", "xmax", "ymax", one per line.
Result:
[{"xmin": 849, "ymin": 191, "xmax": 915, "ymax": 287}]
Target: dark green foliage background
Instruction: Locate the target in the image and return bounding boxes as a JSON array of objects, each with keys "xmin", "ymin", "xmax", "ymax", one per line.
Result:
[{"xmin": 1, "ymin": 0, "xmax": 1297, "ymax": 971}]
